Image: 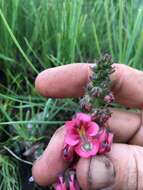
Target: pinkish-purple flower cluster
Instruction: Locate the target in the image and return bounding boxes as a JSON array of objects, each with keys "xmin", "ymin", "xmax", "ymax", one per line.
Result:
[
  {"xmin": 64, "ymin": 113, "xmax": 113, "ymax": 159},
  {"xmin": 54, "ymin": 54, "xmax": 115, "ymax": 190}
]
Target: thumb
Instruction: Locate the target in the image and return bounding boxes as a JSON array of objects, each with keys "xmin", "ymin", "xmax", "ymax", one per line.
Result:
[{"xmin": 76, "ymin": 144, "xmax": 143, "ymax": 190}]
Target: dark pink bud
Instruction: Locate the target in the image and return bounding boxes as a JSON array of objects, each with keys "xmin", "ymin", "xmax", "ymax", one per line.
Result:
[
  {"xmin": 104, "ymin": 92, "xmax": 115, "ymax": 103},
  {"xmin": 63, "ymin": 144, "xmax": 74, "ymax": 161},
  {"xmin": 92, "ymin": 109, "xmax": 111, "ymax": 125},
  {"xmin": 80, "ymin": 97, "xmax": 92, "ymax": 112},
  {"xmin": 54, "ymin": 170, "xmax": 80, "ymax": 190},
  {"xmin": 101, "ymin": 113, "xmax": 110, "ymax": 124},
  {"xmin": 54, "ymin": 175, "xmax": 66, "ymax": 190},
  {"xmin": 84, "ymin": 104, "xmax": 92, "ymax": 112},
  {"xmin": 69, "ymin": 171, "xmax": 80, "ymax": 190},
  {"xmin": 98, "ymin": 129, "xmax": 114, "ymax": 154},
  {"xmin": 91, "ymin": 111, "xmax": 97, "ymax": 121}
]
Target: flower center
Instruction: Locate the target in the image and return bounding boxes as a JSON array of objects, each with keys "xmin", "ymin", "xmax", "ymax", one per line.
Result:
[
  {"xmin": 82, "ymin": 143, "xmax": 92, "ymax": 151},
  {"xmin": 77, "ymin": 126, "xmax": 92, "ymax": 152},
  {"xmin": 77, "ymin": 126, "xmax": 86, "ymax": 137}
]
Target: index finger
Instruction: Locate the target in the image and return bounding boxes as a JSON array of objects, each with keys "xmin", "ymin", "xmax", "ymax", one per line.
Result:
[{"xmin": 35, "ymin": 63, "xmax": 143, "ymax": 108}]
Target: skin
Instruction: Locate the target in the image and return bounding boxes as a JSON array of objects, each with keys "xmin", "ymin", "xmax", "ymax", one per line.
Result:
[{"xmin": 32, "ymin": 63, "xmax": 143, "ymax": 190}]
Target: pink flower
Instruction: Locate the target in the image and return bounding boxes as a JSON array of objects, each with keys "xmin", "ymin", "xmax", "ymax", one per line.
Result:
[
  {"xmin": 65, "ymin": 113, "xmax": 99, "ymax": 158},
  {"xmin": 55, "ymin": 176, "xmax": 67, "ymax": 190},
  {"xmin": 54, "ymin": 170, "xmax": 80, "ymax": 190},
  {"xmin": 69, "ymin": 171, "xmax": 80, "ymax": 190},
  {"xmin": 98, "ymin": 128, "xmax": 113, "ymax": 154}
]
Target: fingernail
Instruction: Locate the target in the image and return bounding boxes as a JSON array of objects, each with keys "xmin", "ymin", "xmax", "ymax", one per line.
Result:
[
  {"xmin": 89, "ymin": 63, "xmax": 97, "ymax": 69},
  {"xmin": 88, "ymin": 156, "xmax": 115, "ymax": 189}
]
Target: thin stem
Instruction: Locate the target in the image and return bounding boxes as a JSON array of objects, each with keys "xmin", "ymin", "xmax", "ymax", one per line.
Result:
[{"xmin": 4, "ymin": 146, "xmax": 33, "ymax": 165}]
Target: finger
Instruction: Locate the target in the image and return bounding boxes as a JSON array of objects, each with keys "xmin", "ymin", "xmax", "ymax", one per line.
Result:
[
  {"xmin": 35, "ymin": 63, "xmax": 143, "ymax": 108},
  {"xmin": 76, "ymin": 143, "xmax": 143, "ymax": 190},
  {"xmin": 111, "ymin": 64, "xmax": 143, "ymax": 108},
  {"xmin": 107, "ymin": 108, "xmax": 143, "ymax": 146},
  {"xmin": 128, "ymin": 110, "xmax": 143, "ymax": 145},
  {"xmin": 32, "ymin": 127, "xmax": 68, "ymax": 186},
  {"xmin": 35, "ymin": 63, "xmax": 89, "ymax": 98}
]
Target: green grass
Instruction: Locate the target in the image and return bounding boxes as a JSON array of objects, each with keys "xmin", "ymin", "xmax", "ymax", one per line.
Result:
[
  {"xmin": 0, "ymin": 155, "xmax": 21, "ymax": 190},
  {"xmin": 0, "ymin": 0, "xmax": 143, "ymax": 189}
]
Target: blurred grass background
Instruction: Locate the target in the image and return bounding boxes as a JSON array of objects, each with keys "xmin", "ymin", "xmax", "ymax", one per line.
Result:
[{"xmin": 0, "ymin": 0, "xmax": 143, "ymax": 189}]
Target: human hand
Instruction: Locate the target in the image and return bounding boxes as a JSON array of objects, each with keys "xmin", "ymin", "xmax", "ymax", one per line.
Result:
[{"xmin": 32, "ymin": 63, "xmax": 143, "ymax": 190}]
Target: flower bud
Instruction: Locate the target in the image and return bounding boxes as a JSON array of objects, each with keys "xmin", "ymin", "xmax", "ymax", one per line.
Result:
[
  {"xmin": 91, "ymin": 110, "xmax": 98, "ymax": 121},
  {"xmin": 104, "ymin": 92, "xmax": 115, "ymax": 103},
  {"xmin": 91, "ymin": 109, "xmax": 111, "ymax": 125},
  {"xmin": 80, "ymin": 96, "xmax": 92, "ymax": 112},
  {"xmin": 86, "ymin": 82, "xmax": 93, "ymax": 92},
  {"xmin": 102, "ymin": 53, "xmax": 112, "ymax": 62},
  {"xmin": 91, "ymin": 87, "xmax": 103, "ymax": 97},
  {"xmin": 90, "ymin": 73, "xmax": 97, "ymax": 81},
  {"xmin": 63, "ymin": 144, "xmax": 74, "ymax": 161}
]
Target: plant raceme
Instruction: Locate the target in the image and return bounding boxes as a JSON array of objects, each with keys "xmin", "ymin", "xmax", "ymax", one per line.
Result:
[{"xmin": 54, "ymin": 54, "xmax": 115, "ymax": 190}]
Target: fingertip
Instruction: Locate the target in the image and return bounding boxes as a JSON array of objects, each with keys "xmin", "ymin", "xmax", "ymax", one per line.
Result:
[
  {"xmin": 35, "ymin": 72, "xmax": 46, "ymax": 97},
  {"xmin": 76, "ymin": 156, "xmax": 115, "ymax": 190},
  {"xmin": 32, "ymin": 156, "xmax": 50, "ymax": 186},
  {"xmin": 35, "ymin": 64, "xmax": 90, "ymax": 98},
  {"xmin": 111, "ymin": 64, "xmax": 143, "ymax": 108},
  {"xmin": 32, "ymin": 127, "xmax": 68, "ymax": 186}
]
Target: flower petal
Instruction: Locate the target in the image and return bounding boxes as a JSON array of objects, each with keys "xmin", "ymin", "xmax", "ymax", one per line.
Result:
[
  {"xmin": 98, "ymin": 146, "xmax": 106, "ymax": 154},
  {"xmin": 106, "ymin": 132, "xmax": 114, "ymax": 152},
  {"xmin": 55, "ymin": 182, "xmax": 63, "ymax": 190},
  {"xmin": 69, "ymin": 181, "xmax": 78, "ymax": 190},
  {"xmin": 75, "ymin": 140, "xmax": 99, "ymax": 158},
  {"xmin": 69, "ymin": 174, "xmax": 78, "ymax": 190},
  {"xmin": 55, "ymin": 183, "xmax": 62, "ymax": 190},
  {"xmin": 55, "ymin": 176, "xmax": 67, "ymax": 190},
  {"xmin": 98, "ymin": 128, "xmax": 107, "ymax": 143},
  {"xmin": 65, "ymin": 120, "xmax": 80, "ymax": 146},
  {"xmin": 86, "ymin": 122, "xmax": 99, "ymax": 136},
  {"xmin": 107, "ymin": 132, "xmax": 114, "ymax": 144},
  {"xmin": 65, "ymin": 132, "xmax": 79, "ymax": 146},
  {"xmin": 65, "ymin": 120, "xmax": 76, "ymax": 128},
  {"xmin": 98, "ymin": 131, "xmax": 114, "ymax": 154},
  {"xmin": 76, "ymin": 113, "xmax": 91, "ymax": 124}
]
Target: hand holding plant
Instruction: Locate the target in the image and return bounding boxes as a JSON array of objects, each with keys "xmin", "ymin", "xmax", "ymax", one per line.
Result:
[{"xmin": 32, "ymin": 59, "xmax": 143, "ymax": 190}]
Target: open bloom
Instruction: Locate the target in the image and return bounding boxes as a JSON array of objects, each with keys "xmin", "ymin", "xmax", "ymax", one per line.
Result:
[{"xmin": 65, "ymin": 113, "xmax": 99, "ymax": 158}]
